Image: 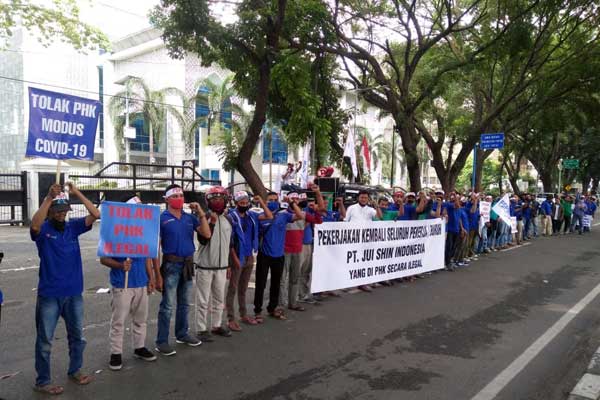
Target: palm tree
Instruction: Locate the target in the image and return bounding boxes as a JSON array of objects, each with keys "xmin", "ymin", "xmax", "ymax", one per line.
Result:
[
  {"xmin": 108, "ymin": 77, "xmax": 184, "ymax": 163},
  {"xmin": 182, "ymin": 75, "xmax": 246, "ymax": 151}
]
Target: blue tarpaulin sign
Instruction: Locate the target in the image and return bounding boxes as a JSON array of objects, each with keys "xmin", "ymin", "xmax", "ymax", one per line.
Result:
[
  {"xmin": 97, "ymin": 202, "xmax": 160, "ymax": 258},
  {"xmin": 26, "ymin": 87, "xmax": 101, "ymax": 161},
  {"xmin": 480, "ymin": 133, "xmax": 505, "ymax": 150}
]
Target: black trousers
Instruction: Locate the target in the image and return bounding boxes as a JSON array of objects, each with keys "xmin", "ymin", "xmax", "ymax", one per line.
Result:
[
  {"xmin": 445, "ymin": 232, "xmax": 459, "ymax": 266},
  {"xmin": 254, "ymin": 252, "xmax": 284, "ymax": 314},
  {"xmin": 552, "ymin": 219, "xmax": 562, "ymax": 233},
  {"xmin": 563, "ymin": 215, "xmax": 572, "ymax": 233}
]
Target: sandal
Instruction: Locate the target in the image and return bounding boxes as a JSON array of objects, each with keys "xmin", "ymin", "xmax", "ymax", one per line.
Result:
[
  {"xmin": 241, "ymin": 316, "xmax": 258, "ymax": 325},
  {"xmin": 68, "ymin": 371, "xmax": 93, "ymax": 386},
  {"xmin": 254, "ymin": 314, "xmax": 264, "ymax": 324},
  {"xmin": 228, "ymin": 320, "xmax": 242, "ymax": 332},
  {"xmin": 268, "ymin": 309, "xmax": 287, "ymax": 320},
  {"xmin": 288, "ymin": 305, "xmax": 306, "ymax": 312},
  {"xmin": 33, "ymin": 384, "xmax": 64, "ymax": 395}
]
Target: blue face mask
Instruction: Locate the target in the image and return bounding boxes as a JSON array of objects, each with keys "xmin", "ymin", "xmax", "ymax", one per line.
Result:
[{"xmin": 267, "ymin": 201, "xmax": 280, "ymax": 212}]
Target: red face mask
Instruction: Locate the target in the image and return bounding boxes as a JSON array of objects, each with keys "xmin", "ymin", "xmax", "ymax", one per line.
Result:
[{"xmin": 168, "ymin": 197, "xmax": 184, "ymax": 210}]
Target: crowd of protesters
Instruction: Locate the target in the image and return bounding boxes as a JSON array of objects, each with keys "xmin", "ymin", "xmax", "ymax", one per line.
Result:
[{"xmin": 16, "ymin": 180, "xmax": 599, "ymax": 395}]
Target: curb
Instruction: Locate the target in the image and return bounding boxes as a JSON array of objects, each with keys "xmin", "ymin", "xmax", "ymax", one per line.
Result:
[{"xmin": 568, "ymin": 347, "xmax": 600, "ymax": 400}]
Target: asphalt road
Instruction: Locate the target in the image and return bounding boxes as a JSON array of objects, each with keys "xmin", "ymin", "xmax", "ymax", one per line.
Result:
[{"xmin": 1, "ymin": 225, "xmax": 600, "ymax": 400}]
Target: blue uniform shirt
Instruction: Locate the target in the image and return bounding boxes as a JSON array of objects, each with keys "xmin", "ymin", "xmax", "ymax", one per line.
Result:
[
  {"xmin": 229, "ymin": 209, "xmax": 259, "ymax": 265},
  {"xmin": 392, "ymin": 203, "xmax": 416, "ymax": 220},
  {"xmin": 31, "ymin": 217, "xmax": 91, "ymax": 297},
  {"xmin": 160, "ymin": 210, "xmax": 199, "ymax": 257},
  {"xmin": 445, "ymin": 202, "xmax": 460, "ymax": 233},
  {"xmin": 259, "ymin": 211, "xmax": 294, "ymax": 257},
  {"xmin": 510, "ymin": 201, "xmax": 523, "ymax": 220},
  {"xmin": 110, "ymin": 257, "xmax": 148, "ymax": 288},
  {"xmin": 541, "ymin": 200, "xmax": 552, "ymax": 216},
  {"xmin": 466, "ymin": 202, "xmax": 480, "ymax": 231},
  {"xmin": 322, "ymin": 210, "xmax": 341, "ymax": 222},
  {"xmin": 460, "ymin": 208, "xmax": 470, "ymax": 231}
]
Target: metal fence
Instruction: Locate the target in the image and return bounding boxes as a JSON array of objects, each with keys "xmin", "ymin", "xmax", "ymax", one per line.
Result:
[
  {"xmin": 67, "ymin": 162, "xmax": 220, "ymax": 219},
  {"xmin": 0, "ymin": 172, "xmax": 28, "ymax": 225}
]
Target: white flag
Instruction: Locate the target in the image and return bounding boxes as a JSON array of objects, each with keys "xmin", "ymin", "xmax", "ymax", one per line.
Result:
[
  {"xmin": 343, "ymin": 132, "xmax": 358, "ymax": 178},
  {"xmin": 491, "ymin": 193, "xmax": 511, "ymax": 224},
  {"xmin": 300, "ymin": 143, "xmax": 311, "ymax": 189}
]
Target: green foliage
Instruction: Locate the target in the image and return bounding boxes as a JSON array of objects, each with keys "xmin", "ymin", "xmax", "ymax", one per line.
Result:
[
  {"xmin": 0, "ymin": 0, "xmax": 109, "ymax": 50},
  {"xmin": 456, "ymin": 156, "xmax": 502, "ymax": 192}
]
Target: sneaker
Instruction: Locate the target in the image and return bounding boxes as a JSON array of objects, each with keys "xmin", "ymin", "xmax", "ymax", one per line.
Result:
[
  {"xmin": 155, "ymin": 343, "xmax": 177, "ymax": 356},
  {"xmin": 198, "ymin": 331, "xmax": 214, "ymax": 343},
  {"xmin": 176, "ymin": 334, "xmax": 202, "ymax": 347},
  {"xmin": 134, "ymin": 347, "xmax": 157, "ymax": 362},
  {"xmin": 109, "ymin": 354, "xmax": 122, "ymax": 371},
  {"xmin": 299, "ymin": 296, "xmax": 317, "ymax": 304},
  {"xmin": 456, "ymin": 261, "xmax": 466, "ymax": 267},
  {"xmin": 211, "ymin": 327, "xmax": 232, "ymax": 337}
]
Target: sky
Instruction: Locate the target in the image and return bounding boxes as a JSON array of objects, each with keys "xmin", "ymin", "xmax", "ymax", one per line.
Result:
[{"xmin": 77, "ymin": 0, "xmax": 158, "ymax": 40}]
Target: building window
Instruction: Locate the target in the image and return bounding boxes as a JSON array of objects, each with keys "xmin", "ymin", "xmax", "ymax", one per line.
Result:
[
  {"xmin": 128, "ymin": 115, "xmax": 159, "ymax": 153},
  {"xmin": 195, "ymin": 86, "xmax": 234, "ymax": 158},
  {"xmin": 262, "ymin": 126, "xmax": 288, "ymax": 164},
  {"xmin": 200, "ymin": 168, "xmax": 220, "ymax": 182}
]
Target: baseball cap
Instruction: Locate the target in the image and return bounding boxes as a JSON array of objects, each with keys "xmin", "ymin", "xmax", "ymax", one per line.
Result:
[{"xmin": 50, "ymin": 193, "xmax": 71, "ymax": 212}]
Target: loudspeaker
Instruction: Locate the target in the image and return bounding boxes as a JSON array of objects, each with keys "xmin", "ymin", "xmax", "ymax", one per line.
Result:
[{"xmin": 314, "ymin": 177, "xmax": 339, "ymax": 194}]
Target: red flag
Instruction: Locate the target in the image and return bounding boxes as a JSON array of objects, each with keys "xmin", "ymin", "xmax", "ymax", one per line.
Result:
[{"xmin": 361, "ymin": 136, "xmax": 371, "ymax": 172}]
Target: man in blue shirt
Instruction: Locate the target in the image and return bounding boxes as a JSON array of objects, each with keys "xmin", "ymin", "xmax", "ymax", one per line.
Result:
[
  {"xmin": 510, "ymin": 196, "xmax": 523, "ymax": 245},
  {"xmin": 444, "ymin": 193, "xmax": 462, "ymax": 270},
  {"xmin": 30, "ymin": 182, "xmax": 100, "ymax": 395},
  {"xmin": 155, "ymin": 184, "xmax": 211, "ymax": 356},
  {"xmin": 100, "ymin": 192, "xmax": 157, "ymax": 371},
  {"xmin": 583, "ymin": 195, "xmax": 597, "ymax": 232},
  {"xmin": 253, "ymin": 191, "xmax": 302, "ymax": 322},
  {"xmin": 226, "ymin": 191, "xmax": 272, "ymax": 331},
  {"xmin": 540, "ymin": 194, "xmax": 553, "ymax": 236}
]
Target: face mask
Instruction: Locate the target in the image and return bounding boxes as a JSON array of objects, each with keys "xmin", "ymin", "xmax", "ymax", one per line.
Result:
[
  {"xmin": 209, "ymin": 200, "xmax": 226, "ymax": 214},
  {"xmin": 50, "ymin": 218, "xmax": 66, "ymax": 232},
  {"xmin": 407, "ymin": 199, "xmax": 415, "ymax": 204},
  {"xmin": 237, "ymin": 205, "xmax": 250, "ymax": 213},
  {"xmin": 168, "ymin": 197, "xmax": 184, "ymax": 210},
  {"xmin": 298, "ymin": 201, "xmax": 308, "ymax": 208},
  {"xmin": 267, "ymin": 201, "xmax": 279, "ymax": 212},
  {"xmin": 380, "ymin": 207, "xmax": 388, "ymax": 212}
]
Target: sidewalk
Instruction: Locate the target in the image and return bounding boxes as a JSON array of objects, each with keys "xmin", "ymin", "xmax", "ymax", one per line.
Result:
[{"xmin": 569, "ymin": 347, "xmax": 600, "ymax": 400}]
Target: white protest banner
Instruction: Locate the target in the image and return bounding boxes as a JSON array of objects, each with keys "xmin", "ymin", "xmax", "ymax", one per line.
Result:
[
  {"xmin": 583, "ymin": 215, "xmax": 592, "ymax": 228},
  {"xmin": 480, "ymin": 201, "xmax": 491, "ymax": 223},
  {"xmin": 311, "ymin": 218, "xmax": 445, "ymax": 293},
  {"xmin": 510, "ymin": 216, "xmax": 518, "ymax": 234},
  {"xmin": 492, "ymin": 194, "xmax": 511, "ymax": 224},
  {"xmin": 478, "ymin": 201, "xmax": 491, "ymax": 235}
]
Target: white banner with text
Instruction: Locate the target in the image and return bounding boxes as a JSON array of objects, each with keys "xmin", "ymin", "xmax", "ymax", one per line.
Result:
[{"xmin": 311, "ymin": 218, "xmax": 446, "ymax": 293}]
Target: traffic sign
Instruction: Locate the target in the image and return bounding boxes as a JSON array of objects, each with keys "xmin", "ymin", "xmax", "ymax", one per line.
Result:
[
  {"xmin": 562, "ymin": 159, "xmax": 579, "ymax": 169},
  {"xmin": 480, "ymin": 133, "xmax": 504, "ymax": 150}
]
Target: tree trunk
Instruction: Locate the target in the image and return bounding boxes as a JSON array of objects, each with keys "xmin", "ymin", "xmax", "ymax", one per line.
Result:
[
  {"xmin": 235, "ymin": 62, "xmax": 270, "ymax": 198},
  {"xmin": 539, "ymin": 171, "xmax": 554, "ymax": 193},
  {"xmin": 397, "ymin": 124, "xmax": 421, "ymax": 192}
]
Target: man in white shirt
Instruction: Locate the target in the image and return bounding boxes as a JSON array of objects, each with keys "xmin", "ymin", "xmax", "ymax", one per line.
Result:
[
  {"xmin": 344, "ymin": 190, "xmax": 382, "ymax": 222},
  {"xmin": 344, "ymin": 190, "xmax": 381, "ymax": 292}
]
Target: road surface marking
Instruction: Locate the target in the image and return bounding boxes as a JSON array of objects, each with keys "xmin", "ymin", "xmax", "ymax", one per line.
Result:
[
  {"xmin": 499, "ymin": 242, "xmax": 531, "ymax": 252},
  {"xmin": 471, "ymin": 278, "xmax": 600, "ymax": 400},
  {"xmin": 0, "ymin": 266, "xmax": 39, "ymax": 273}
]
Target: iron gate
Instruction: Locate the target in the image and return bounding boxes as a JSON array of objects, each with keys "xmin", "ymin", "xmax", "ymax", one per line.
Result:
[
  {"xmin": 68, "ymin": 162, "xmax": 221, "ymax": 218},
  {"xmin": 0, "ymin": 172, "xmax": 28, "ymax": 225}
]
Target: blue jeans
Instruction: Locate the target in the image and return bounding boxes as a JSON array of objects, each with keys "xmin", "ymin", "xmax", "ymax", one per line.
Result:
[
  {"xmin": 35, "ymin": 295, "xmax": 85, "ymax": 386},
  {"xmin": 571, "ymin": 214, "xmax": 584, "ymax": 234},
  {"xmin": 156, "ymin": 262, "xmax": 192, "ymax": 345}
]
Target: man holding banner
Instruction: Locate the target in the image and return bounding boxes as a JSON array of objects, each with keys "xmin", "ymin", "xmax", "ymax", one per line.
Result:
[
  {"xmin": 30, "ymin": 182, "xmax": 100, "ymax": 395},
  {"xmin": 155, "ymin": 184, "xmax": 211, "ymax": 356},
  {"xmin": 99, "ymin": 193, "xmax": 158, "ymax": 371}
]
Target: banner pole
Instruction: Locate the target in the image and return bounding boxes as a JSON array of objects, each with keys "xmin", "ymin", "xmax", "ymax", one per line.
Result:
[
  {"xmin": 124, "ymin": 258, "xmax": 130, "ymax": 290},
  {"xmin": 55, "ymin": 160, "xmax": 62, "ymax": 184}
]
